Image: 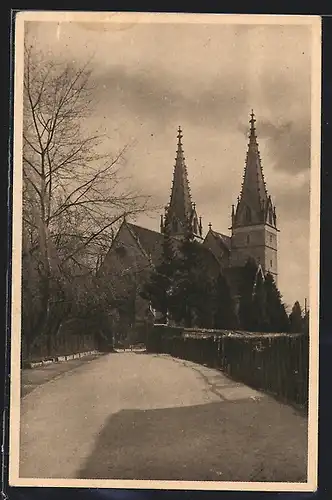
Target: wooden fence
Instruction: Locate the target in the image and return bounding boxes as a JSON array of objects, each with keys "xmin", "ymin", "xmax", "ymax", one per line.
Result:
[{"xmin": 146, "ymin": 325, "xmax": 309, "ymax": 409}]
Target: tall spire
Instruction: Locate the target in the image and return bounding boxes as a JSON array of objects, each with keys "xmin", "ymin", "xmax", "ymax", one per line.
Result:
[
  {"xmin": 242, "ymin": 109, "xmax": 268, "ymax": 209},
  {"xmin": 161, "ymin": 127, "xmax": 203, "ymax": 239},
  {"xmin": 232, "ymin": 111, "xmax": 277, "ymax": 229},
  {"xmin": 168, "ymin": 126, "xmax": 193, "ymax": 221}
]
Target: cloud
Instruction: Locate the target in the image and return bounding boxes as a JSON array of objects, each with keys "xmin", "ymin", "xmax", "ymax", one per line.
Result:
[{"xmin": 22, "ymin": 16, "xmax": 315, "ymax": 307}]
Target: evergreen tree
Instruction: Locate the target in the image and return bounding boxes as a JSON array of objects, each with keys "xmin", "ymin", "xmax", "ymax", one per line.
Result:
[
  {"xmin": 238, "ymin": 257, "xmax": 258, "ymax": 331},
  {"xmin": 251, "ymin": 269, "xmax": 269, "ymax": 332},
  {"xmin": 264, "ymin": 272, "xmax": 290, "ymax": 332},
  {"xmin": 140, "ymin": 224, "xmax": 177, "ymax": 322},
  {"xmin": 168, "ymin": 231, "xmax": 212, "ymax": 328},
  {"xmin": 289, "ymin": 301, "xmax": 303, "ymax": 333},
  {"xmin": 212, "ymin": 273, "xmax": 237, "ymax": 329},
  {"xmin": 302, "ymin": 309, "xmax": 309, "ymax": 335}
]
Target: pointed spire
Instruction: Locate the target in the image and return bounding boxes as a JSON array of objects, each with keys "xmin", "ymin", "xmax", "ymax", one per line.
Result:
[
  {"xmin": 168, "ymin": 126, "xmax": 192, "ymax": 220},
  {"xmin": 162, "ymin": 127, "xmax": 202, "ymax": 239},
  {"xmin": 233, "ymin": 110, "xmax": 276, "ymax": 228}
]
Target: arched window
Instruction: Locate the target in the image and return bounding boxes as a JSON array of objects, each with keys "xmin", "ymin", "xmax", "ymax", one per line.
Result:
[
  {"xmin": 247, "ymin": 235, "xmax": 250, "ymax": 244},
  {"xmin": 269, "ymin": 210, "xmax": 273, "ymax": 225}
]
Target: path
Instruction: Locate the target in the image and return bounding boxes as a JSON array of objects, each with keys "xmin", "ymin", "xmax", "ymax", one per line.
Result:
[{"xmin": 19, "ymin": 352, "xmax": 308, "ymax": 482}]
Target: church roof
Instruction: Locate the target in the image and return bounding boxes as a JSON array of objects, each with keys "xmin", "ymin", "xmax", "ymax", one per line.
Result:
[
  {"xmin": 233, "ymin": 111, "xmax": 277, "ymax": 228},
  {"xmin": 125, "ymin": 222, "xmax": 164, "ymax": 265},
  {"xmin": 168, "ymin": 126, "xmax": 193, "ymax": 223},
  {"xmin": 161, "ymin": 127, "xmax": 202, "ymax": 239},
  {"xmin": 207, "ymin": 229, "xmax": 231, "ymax": 252},
  {"xmin": 240, "ymin": 110, "xmax": 268, "ymax": 209},
  {"xmin": 126, "ymin": 221, "xmax": 220, "ymax": 273}
]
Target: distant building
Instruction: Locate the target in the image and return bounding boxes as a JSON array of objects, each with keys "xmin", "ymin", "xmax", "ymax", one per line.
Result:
[{"xmin": 100, "ymin": 111, "xmax": 279, "ymax": 329}]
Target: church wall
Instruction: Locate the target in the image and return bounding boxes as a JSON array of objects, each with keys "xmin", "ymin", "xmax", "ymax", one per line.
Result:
[
  {"xmin": 263, "ymin": 226, "xmax": 278, "ymax": 282},
  {"xmin": 230, "ymin": 224, "xmax": 278, "ymax": 281},
  {"xmin": 101, "ymin": 224, "xmax": 150, "ymax": 277},
  {"xmin": 99, "ymin": 224, "xmax": 153, "ymax": 325}
]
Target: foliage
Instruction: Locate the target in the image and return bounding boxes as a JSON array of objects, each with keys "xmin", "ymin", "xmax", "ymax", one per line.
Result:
[
  {"xmin": 302, "ymin": 309, "xmax": 309, "ymax": 335},
  {"xmin": 211, "ymin": 273, "xmax": 237, "ymax": 329},
  {"xmin": 251, "ymin": 269, "xmax": 270, "ymax": 332},
  {"xmin": 238, "ymin": 258, "xmax": 258, "ymax": 330},
  {"xmin": 141, "ymin": 230, "xmax": 237, "ymax": 329},
  {"xmin": 264, "ymin": 272, "xmax": 290, "ymax": 332},
  {"xmin": 289, "ymin": 301, "xmax": 303, "ymax": 333},
  {"xmin": 238, "ymin": 259, "xmax": 290, "ymax": 333},
  {"xmin": 168, "ymin": 234, "xmax": 208, "ymax": 327},
  {"xmin": 22, "ymin": 43, "xmax": 149, "ymax": 349},
  {"xmin": 140, "ymin": 224, "xmax": 177, "ymax": 323}
]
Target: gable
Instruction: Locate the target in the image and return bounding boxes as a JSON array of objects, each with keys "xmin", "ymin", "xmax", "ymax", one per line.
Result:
[
  {"xmin": 203, "ymin": 229, "xmax": 231, "ymax": 268},
  {"xmin": 126, "ymin": 223, "xmax": 164, "ymax": 265},
  {"xmin": 100, "ymin": 222, "xmax": 152, "ymax": 278}
]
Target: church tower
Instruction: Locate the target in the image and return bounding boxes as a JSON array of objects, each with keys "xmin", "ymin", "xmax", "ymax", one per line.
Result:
[
  {"xmin": 230, "ymin": 111, "xmax": 278, "ymax": 282},
  {"xmin": 161, "ymin": 126, "xmax": 203, "ymax": 240}
]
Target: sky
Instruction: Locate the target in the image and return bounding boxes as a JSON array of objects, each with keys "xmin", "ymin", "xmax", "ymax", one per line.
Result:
[{"xmin": 22, "ymin": 13, "xmax": 320, "ymax": 310}]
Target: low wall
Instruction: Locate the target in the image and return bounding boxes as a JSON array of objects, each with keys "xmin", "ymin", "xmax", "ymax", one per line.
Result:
[
  {"xmin": 146, "ymin": 325, "xmax": 309, "ymax": 408},
  {"xmin": 21, "ymin": 333, "xmax": 102, "ymax": 364}
]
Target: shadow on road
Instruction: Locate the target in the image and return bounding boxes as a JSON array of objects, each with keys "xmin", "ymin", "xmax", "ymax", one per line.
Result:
[{"xmin": 78, "ymin": 399, "xmax": 307, "ymax": 483}]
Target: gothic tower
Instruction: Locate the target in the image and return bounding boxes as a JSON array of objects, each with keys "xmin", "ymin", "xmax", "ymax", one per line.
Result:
[
  {"xmin": 160, "ymin": 126, "xmax": 203, "ymax": 240},
  {"xmin": 230, "ymin": 111, "xmax": 278, "ymax": 282}
]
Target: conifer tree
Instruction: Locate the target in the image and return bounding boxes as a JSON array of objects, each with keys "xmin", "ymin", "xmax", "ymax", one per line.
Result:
[
  {"xmin": 140, "ymin": 224, "xmax": 177, "ymax": 322},
  {"xmin": 264, "ymin": 272, "xmax": 290, "ymax": 332},
  {"xmin": 212, "ymin": 273, "xmax": 237, "ymax": 329},
  {"xmin": 169, "ymin": 229, "xmax": 213, "ymax": 328},
  {"xmin": 251, "ymin": 269, "xmax": 269, "ymax": 332},
  {"xmin": 302, "ymin": 309, "xmax": 309, "ymax": 335},
  {"xmin": 289, "ymin": 301, "xmax": 303, "ymax": 333},
  {"xmin": 238, "ymin": 257, "xmax": 258, "ymax": 331}
]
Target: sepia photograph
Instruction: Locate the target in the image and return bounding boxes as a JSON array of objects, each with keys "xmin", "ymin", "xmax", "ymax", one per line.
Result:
[{"xmin": 10, "ymin": 11, "xmax": 321, "ymax": 492}]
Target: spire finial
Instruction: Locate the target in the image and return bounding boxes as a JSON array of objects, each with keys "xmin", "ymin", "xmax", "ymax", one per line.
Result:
[
  {"xmin": 177, "ymin": 126, "xmax": 183, "ymax": 142},
  {"xmin": 208, "ymin": 222, "xmax": 212, "ymax": 230},
  {"xmin": 249, "ymin": 109, "xmax": 256, "ymax": 136}
]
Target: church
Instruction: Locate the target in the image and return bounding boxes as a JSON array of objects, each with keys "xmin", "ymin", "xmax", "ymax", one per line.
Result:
[{"xmin": 100, "ymin": 111, "xmax": 279, "ymax": 327}]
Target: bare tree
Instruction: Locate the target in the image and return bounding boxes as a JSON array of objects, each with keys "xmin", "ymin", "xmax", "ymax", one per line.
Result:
[{"xmin": 22, "ymin": 43, "xmax": 150, "ymax": 349}]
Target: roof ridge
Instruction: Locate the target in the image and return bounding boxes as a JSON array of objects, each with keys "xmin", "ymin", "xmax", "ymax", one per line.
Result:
[
  {"xmin": 211, "ymin": 229, "xmax": 231, "ymax": 239},
  {"xmin": 125, "ymin": 221, "xmax": 153, "ymax": 261},
  {"xmin": 126, "ymin": 222, "xmax": 164, "ymax": 236}
]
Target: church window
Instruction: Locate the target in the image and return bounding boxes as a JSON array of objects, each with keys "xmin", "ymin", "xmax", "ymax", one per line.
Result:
[
  {"xmin": 270, "ymin": 234, "xmax": 273, "ymax": 243},
  {"xmin": 270, "ymin": 259, "xmax": 273, "ymax": 267},
  {"xmin": 247, "ymin": 235, "xmax": 250, "ymax": 244},
  {"xmin": 269, "ymin": 210, "xmax": 273, "ymax": 225}
]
